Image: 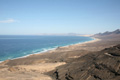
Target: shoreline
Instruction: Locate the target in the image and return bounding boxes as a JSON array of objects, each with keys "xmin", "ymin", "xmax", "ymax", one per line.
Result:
[
  {"xmin": 54, "ymin": 37, "xmax": 101, "ymax": 51},
  {"xmin": 1, "ymin": 34, "xmax": 120, "ymax": 80},
  {"xmin": 0, "ymin": 36, "xmax": 100, "ymax": 63}
]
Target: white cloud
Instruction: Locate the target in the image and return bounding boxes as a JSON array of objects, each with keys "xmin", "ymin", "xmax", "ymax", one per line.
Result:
[{"xmin": 0, "ymin": 19, "xmax": 16, "ymax": 23}]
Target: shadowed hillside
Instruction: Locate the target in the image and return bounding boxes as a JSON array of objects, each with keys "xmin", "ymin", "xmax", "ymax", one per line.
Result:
[{"xmin": 48, "ymin": 44, "xmax": 120, "ymax": 80}]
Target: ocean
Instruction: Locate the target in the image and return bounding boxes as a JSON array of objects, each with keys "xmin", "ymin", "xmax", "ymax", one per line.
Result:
[{"xmin": 0, "ymin": 35, "xmax": 93, "ymax": 62}]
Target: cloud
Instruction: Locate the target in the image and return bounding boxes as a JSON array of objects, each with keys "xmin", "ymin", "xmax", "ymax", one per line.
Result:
[{"xmin": 0, "ymin": 19, "xmax": 16, "ymax": 23}]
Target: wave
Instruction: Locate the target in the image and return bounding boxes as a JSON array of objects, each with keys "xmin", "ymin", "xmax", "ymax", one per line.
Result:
[{"xmin": 0, "ymin": 36, "xmax": 94, "ymax": 62}]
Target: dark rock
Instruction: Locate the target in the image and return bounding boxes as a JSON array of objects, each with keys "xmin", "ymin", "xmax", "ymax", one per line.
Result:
[{"xmin": 48, "ymin": 44, "xmax": 120, "ymax": 80}]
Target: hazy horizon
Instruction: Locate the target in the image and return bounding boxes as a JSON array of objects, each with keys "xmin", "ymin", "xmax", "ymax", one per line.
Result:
[{"xmin": 0, "ymin": 0, "xmax": 120, "ymax": 35}]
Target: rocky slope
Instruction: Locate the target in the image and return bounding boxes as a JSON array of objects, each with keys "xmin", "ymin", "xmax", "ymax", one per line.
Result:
[{"xmin": 48, "ymin": 44, "xmax": 120, "ymax": 80}]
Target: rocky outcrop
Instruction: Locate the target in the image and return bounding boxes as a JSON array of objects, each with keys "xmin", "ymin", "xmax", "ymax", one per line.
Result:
[{"xmin": 48, "ymin": 44, "xmax": 120, "ymax": 80}]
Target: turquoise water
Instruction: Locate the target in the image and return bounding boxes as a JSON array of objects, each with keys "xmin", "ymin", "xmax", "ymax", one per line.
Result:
[{"xmin": 0, "ymin": 35, "xmax": 93, "ymax": 61}]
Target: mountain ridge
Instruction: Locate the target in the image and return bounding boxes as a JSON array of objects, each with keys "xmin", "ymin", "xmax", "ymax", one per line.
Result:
[{"xmin": 94, "ymin": 29, "xmax": 120, "ymax": 36}]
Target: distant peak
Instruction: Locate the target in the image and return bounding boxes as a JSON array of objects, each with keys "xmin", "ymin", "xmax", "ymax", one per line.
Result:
[
  {"xmin": 94, "ymin": 29, "xmax": 120, "ymax": 36},
  {"xmin": 113, "ymin": 29, "xmax": 120, "ymax": 34},
  {"xmin": 115, "ymin": 29, "xmax": 120, "ymax": 31}
]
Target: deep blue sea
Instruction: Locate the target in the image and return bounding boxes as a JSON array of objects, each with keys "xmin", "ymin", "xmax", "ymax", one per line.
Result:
[{"xmin": 0, "ymin": 35, "xmax": 93, "ymax": 62}]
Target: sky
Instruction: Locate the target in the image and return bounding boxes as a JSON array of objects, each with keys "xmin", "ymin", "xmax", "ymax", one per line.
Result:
[{"xmin": 0, "ymin": 0, "xmax": 120, "ymax": 35}]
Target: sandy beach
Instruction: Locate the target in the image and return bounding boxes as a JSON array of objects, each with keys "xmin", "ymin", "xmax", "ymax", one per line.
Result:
[
  {"xmin": 0, "ymin": 34, "xmax": 120, "ymax": 80},
  {"xmin": 1, "ymin": 0, "xmax": 120, "ymax": 79}
]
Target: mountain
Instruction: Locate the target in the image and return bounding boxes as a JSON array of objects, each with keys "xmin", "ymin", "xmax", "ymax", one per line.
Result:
[{"xmin": 94, "ymin": 29, "xmax": 120, "ymax": 36}]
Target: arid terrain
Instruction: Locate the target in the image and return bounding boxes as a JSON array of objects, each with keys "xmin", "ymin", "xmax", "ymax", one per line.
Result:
[{"xmin": 0, "ymin": 29, "xmax": 120, "ymax": 80}]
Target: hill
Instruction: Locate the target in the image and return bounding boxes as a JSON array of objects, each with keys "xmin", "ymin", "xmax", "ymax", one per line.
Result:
[
  {"xmin": 94, "ymin": 29, "xmax": 120, "ymax": 37},
  {"xmin": 48, "ymin": 44, "xmax": 120, "ymax": 80}
]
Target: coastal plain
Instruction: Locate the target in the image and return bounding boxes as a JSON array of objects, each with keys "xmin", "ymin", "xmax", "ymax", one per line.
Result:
[{"xmin": 0, "ymin": 32, "xmax": 120, "ymax": 80}]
